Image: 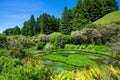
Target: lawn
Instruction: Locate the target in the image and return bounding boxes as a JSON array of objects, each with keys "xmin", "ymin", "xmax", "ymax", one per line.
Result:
[
  {"xmin": 65, "ymin": 44, "xmax": 112, "ymax": 55},
  {"xmin": 93, "ymin": 11, "xmax": 120, "ymax": 25},
  {"xmin": 43, "ymin": 54, "xmax": 97, "ymax": 67}
]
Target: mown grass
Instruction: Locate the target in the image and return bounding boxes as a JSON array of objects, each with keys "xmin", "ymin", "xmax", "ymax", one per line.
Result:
[
  {"xmin": 93, "ymin": 11, "xmax": 120, "ymax": 25},
  {"xmin": 65, "ymin": 44, "xmax": 112, "ymax": 55},
  {"xmin": 44, "ymin": 54, "xmax": 97, "ymax": 67}
]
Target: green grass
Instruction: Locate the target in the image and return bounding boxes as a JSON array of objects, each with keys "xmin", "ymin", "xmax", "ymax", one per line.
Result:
[
  {"xmin": 44, "ymin": 54, "xmax": 97, "ymax": 67},
  {"xmin": 93, "ymin": 11, "xmax": 120, "ymax": 25},
  {"xmin": 65, "ymin": 44, "xmax": 112, "ymax": 55}
]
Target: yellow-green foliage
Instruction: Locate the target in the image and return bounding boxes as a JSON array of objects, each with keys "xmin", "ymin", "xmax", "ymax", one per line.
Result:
[
  {"xmin": 93, "ymin": 11, "xmax": 120, "ymax": 25},
  {"xmin": 51, "ymin": 66, "xmax": 120, "ymax": 80}
]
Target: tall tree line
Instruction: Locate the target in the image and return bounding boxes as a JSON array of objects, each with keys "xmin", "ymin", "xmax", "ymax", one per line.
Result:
[{"xmin": 3, "ymin": 0, "xmax": 118, "ymax": 35}]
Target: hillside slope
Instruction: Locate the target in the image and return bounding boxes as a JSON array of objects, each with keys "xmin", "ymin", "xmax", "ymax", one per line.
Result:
[{"xmin": 93, "ymin": 11, "xmax": 120, "ymax": 25}]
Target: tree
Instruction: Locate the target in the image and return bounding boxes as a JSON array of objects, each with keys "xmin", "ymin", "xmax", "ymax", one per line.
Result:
[
  {"xmin": 3, "ymin": 26, "xmax": 21, "ymax": 35},
  {"xmin": 74, "ymin": 0, "xmax": 84, "ymax": 14},
  {"xmin": 28, "ymin": 15, "xmax": 36, "ymax": 36},
  {"xmin": 90, "ymin": 0, "xmax": 103, "ymax": 22},
  {"xmin": 21, "ymin": 21, "xmax": 28, "ymax": 36},
  {"xmin": 59, "ymin": 6, "xmax": 73, "ymax": 34},
  {"xmin": 21, "ymin": 15, "xmax": 36, "ymax": 36},
  {"xmin": 14, "ymin": 26, "xmax": 21, "ymax": 35},
  {"xmin": 83, "ymin": 0, "xmax": 92, "ymax": 21},
  {"xmin": 102, "ymin": 0, "xmax": 118, "ymax": 15},
  {"xmin": 37, "ymin": 13, "xmax": 59, "ymax": 34},
  {"xmin": 72, "ymin": 0, "xmax": 88, "ymax": 30},
  {"xmin": 71, "ymin": 13, "xmax": 88, "ymax": 31}
]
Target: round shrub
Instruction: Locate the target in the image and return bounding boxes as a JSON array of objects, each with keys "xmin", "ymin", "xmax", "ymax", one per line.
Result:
[
  {"xmin": 31, "ymin": 34, "xmax": 50, "ymax": 43},
  {"xmin": 44, "ymin": 43, "xmax": 54, "ymax": 50},
  {"xmin": 50, "ymin": 32, "xmax": 71, "ymax": 49},
  {"xmin": 7, "ymin": 37, "xmax": 26, "ymax": 58},
  {"xmin": 36, "ymin": 42, "xmax": 46, "ymax": 50},
  {"xmin": 71, "ymin": 30, "xmax": 81, "ymax": 44}
]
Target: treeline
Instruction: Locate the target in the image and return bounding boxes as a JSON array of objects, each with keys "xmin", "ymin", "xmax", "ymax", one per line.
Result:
[{"xmin": 3, "ymin": 0, "xmax": 118, "ymax": 36}]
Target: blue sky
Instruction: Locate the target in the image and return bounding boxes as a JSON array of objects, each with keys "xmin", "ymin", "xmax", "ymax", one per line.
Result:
[{"xmin": 0, "ymin": 0, "xmax": 120, "ymax": 33}]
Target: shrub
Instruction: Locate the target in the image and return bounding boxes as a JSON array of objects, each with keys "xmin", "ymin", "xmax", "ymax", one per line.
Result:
[
  {"xmin": 31, "ymin": 34, "xmax": 50, "ymax": 43},
  {"xmin": 0, "ymin": 34, "xmax": 7, "ymax": 49},
  {"xmin": 107, "ymin": 34, "xmax": 120, "ymax": 58},
  {"xmin": 51, "ymin": 66, "xmax": 120, "ymax": 80},
  {"xmin": 80, "ymin": 28, "xmax": 102, "ymax": 44},
  {"xmin": 71, "ymin": 30, "xmax": 82, "ymax": 44},
  {"xmin": 18, "ymin": 35, "xmax": 35, "ymax": 48},
  {"xmin": 0, "ymin": 57, "xmax": 48, "ymax": 80},
  {"xmin": 7, "ymin": 37, "xmax": 26, "ymax": 58},
  {"xmin": 71, "ymin": 28, "xmax": 102, "ymax": 44},
  {"xmin": 96, "ymin": 23, "xmax": 120, "ymax": 44},
  {"xmin": 44, "ymin": 43, "xmax": 54, "ymax": 50},
  {"xmin": 36, "ymin": 42, "xmax": 46, "ymax": 50},
  {"xmin": 0, "ymin": 56, "xmax": 21, "ymax": 73},
  {"xmin": 50, "ymin": 32, "xmax": 71, "ymax": 49},
  {"xmin": 65, "ymin": 44, "xmax": 81, "ymax": 50}
]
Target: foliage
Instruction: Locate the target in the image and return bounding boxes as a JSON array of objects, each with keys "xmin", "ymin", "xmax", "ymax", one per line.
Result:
[
  {"xmin": 51, "ymin": 66, "xmax": 120, "ymax": 80},
  {"xmin": 0, "ymin": 34, "xmax": 7, "ymax": 48},
  {"xmin": 18, "ymin": 35, "xmax": 35, "ymax": 48},
  {"xmin": 0, "ymin": 56, "xmax": 21, "ymax": 73},
  {"xmin": 50, "ymin": 32, "xmax": 71, "ymax": 49},
  {"xmin": 0, "ymin": 57, "xmax": 48, "ymax": 80},
  {"xmin": 79, "ymin": 28, "xmax": 102, "ymax": 44},
  {"xmin": 71, "ymin": 13, "xmax": 88, "ymax": 31},
  {"xmin": 36, "ymin": 42, "xmax": 46, "ymax": 50},
  {"xmin": 3, "ymin": 26, "xmax": 21, "ymax": 35},
  {"xmin": 71, "ymin": 28, "xmax": 102, "ymax": 44},
  {"xmin": 21, "ymin": 15, "xmax": 36, "ymax": 36},
  {"xmin": 37, "ymin": 13, "xmax": 59, "ymax": 34},
  {"xmin": 74, "ymin": 0, "xmax": 118, "ymax": 23},
  {"xmin": 96, "ymin": 22, "xmax": 120, "ymax": 44},
  {"xmin": 44, "ymin": 43, "xmax": 54, "ymax": 50},
  {"xmin": 31, "ymin": 34, "xmax": 50, "ymax": 43},
  {"xmin": 44, "ymin": 54, "xmax": 97, "ymax": 67},
  {"xmin": 59, "ymin": 6, "xmax": 73, "ymax": 34},
  {"xmin": 71, "ymin": 30, "xmax": 81, "ymax": 44},
  {"xmin": 107, "ymin": 34, "xmax": 120, "ymax": 58},
  {"xmin": 7, "ymin": 37, "xmax": 26, "ymax": 58}
]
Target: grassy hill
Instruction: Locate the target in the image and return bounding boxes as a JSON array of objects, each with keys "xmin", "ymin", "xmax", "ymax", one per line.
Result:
[{"xmin": 93, "ymin": 11, "xmax": 120, "ymax": 25}]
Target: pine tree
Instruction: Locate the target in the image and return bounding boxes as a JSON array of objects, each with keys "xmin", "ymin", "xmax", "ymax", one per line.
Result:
[
  {"xmin": 71, "ymin": 13, "xmax": 88, "ymax": 31},
  {"xmin": 28, "ymin": 15, "xmax": 36, "ymax": 36},
  {"xmin": 21, "ymin": 15, "xmax": 36, "ymax": 36},
  {"xmin": 14, "ymin": 26, "xmax": 21, "ymax": 35},
  {"xmin": 21, "ymin": 21, "xmax": 28, "ymax": 36},
  {"xmin": 72, "ymin": 0, "xmax": 88, "ymax": 30},
  {"xmin": 59, "ymin": 6, "xmax": 73, "ymax": 34},
  {"xmin": 37, "ymin": 13, "xmax": 59, "ymax": 34},
  {"xmin": 102, "ymin": 0, "xmax": 118, "ymax": 15}
]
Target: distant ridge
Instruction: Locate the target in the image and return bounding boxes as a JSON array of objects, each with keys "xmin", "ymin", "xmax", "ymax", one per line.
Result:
[{"xmin": 93, "ymin": 11, "xmax": 120, "ymax": 25}]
